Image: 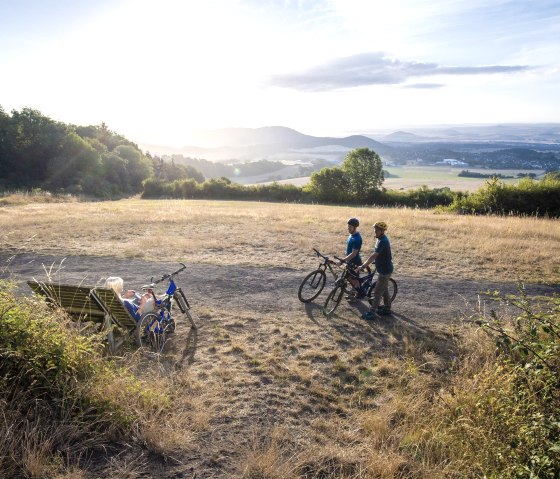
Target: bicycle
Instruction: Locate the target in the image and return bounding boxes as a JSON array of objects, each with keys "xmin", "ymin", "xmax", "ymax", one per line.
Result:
[
  {"xmin": 136, "ymin": 262, "xmax": 196, "ymax": 353},
  {"xmin": 298, "ymin": 248, "xmax": 340, "ymax": 303},
  {"xmin": 322, "ymin": 257, "xmax": 397, "ymax": 317}
]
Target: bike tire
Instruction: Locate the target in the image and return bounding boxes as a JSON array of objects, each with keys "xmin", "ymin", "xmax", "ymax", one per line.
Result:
[
  {"xmin": 323, "ymin": 285, "xmax": 344, "ymax": 317},
  {"xmin": 298, "ymin": 270, "xmax": 327, "ymax": 303},
  {"xmin": 136, "ymin": 312, "xmax": 168, "ymax": 353},
  {"xmin": 367, "ymin": 278, "xmax": 398, "ymax": 306}
]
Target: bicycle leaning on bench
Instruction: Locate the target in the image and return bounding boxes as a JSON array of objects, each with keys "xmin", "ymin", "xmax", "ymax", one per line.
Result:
[
  {"xmin": 298, "ymin": 248, "xmax": 341, "ymax": 303},
  {"xmin": 322, "ymin": 257, "xmax": 397, "ymax": 317},
  {"xmin": 136, "ymin": 262, "xmax": 196, "ymax": 353}
]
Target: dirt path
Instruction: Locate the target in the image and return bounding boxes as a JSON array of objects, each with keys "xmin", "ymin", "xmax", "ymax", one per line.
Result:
[
  {"xmin": 2, "ymin": 252, "xmax": 559, "ymax": 478},
  {"xmin": 4, "ymin": 252, "xmax": 556, "ymax": 325}
]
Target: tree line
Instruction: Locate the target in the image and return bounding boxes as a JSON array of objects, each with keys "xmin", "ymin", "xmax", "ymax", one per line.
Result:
[{"xmin": 0, "ymin": 107, "xmax": 201, "ymax": 198}]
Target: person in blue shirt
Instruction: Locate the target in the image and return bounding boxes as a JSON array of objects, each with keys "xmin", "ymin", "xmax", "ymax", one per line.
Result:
[
  {"xmin": 336, "ymin": 217, "xmax": 363, "ymax": 297},
  {"xmin": 358, "ymin": 221, "xmax": 394, "ymax": 319}
]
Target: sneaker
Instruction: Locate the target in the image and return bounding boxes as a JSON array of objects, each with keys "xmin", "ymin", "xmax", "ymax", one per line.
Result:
[
  {"xmin": 378, "ymin": 307, "xmax": 392, "ymax": 316},
  {"xmin": 361, "ymin": 311, "xmax": 376, "ymax": 321}
]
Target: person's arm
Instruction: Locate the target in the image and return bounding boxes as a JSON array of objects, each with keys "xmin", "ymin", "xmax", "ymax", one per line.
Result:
[
  {"xmin": 360, "ymin": 239, "xmax": 386, "ymax": 270},
  {"xmin": 122, "ymin": 289, "xmax": 137, "ymax": 299},
  {"xmin": 359, "ymin": 251, "xmax": 378, "ymax": 269},
  {"xmin": 338, "ymin": 249, "xmax": 358, "ymax": 266}
]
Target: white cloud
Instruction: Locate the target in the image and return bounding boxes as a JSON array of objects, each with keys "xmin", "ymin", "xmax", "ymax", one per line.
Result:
[{"xmin": 0, "ymin": 0, "xmax": 558, "ymax": 145}]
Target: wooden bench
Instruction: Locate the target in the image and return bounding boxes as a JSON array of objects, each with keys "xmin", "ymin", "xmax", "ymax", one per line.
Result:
[{"xmin": 27, "ymin": 281, "xmax": 138, "ymax": 353}]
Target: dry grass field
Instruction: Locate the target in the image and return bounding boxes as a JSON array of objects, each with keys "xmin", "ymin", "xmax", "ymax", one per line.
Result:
[
  {"xmin": 1, "ymin": 198, "xmax": 559, "ymax": 478},
  {"xmin": 1, "ymin": 198, "xmax": 559, "ymax": 283}
]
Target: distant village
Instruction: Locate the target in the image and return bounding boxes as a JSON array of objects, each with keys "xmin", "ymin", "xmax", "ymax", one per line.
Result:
[{"xmin": 383, "ymin": 145, "xmax": 560, "ymax": 171}]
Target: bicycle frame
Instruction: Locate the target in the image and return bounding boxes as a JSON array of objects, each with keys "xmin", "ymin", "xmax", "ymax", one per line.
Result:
[
  {"xmin": 145, "ymin": 263, "xmax": 185, "ymax": 309},
  {"xmin": 138, "ymin": 263, "xmax": 195, "ymax": 351},
  {"xmin": 313, "ymin": 248, "xmax": 339, "ymax": 280},
  {"xmin": 333, "ymin": 256, "xmax": 376, "ymax": 295}
]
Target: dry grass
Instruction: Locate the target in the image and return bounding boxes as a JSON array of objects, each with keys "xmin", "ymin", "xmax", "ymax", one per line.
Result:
[
  {"xmin": 2, "ymin": 198, "xmax": 559, "ymax": 478},
  {"xmin": 0, "ymin": 190, "xmax": 78, "ymax": 206},
  {"xmin": 1, "ymin": 198, "xmax": 559, "ymax": 282}
]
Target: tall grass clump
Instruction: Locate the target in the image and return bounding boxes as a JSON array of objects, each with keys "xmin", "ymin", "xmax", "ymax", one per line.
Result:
[
  {"xmin": 0, "ymin": 188, "xmax": 79, "ymax": 206},
  {"xmin": 390, "ymin": 287, "xmax": 560, "ymax": 478},
  {"xmin": 0, "ymin": 282, "xmax": 174, "ymax": 478}
]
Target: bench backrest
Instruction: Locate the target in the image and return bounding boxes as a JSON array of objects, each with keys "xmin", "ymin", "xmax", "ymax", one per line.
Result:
[
  {"xmin": 27, "ymin": 281, "xmax": 137, "ymax": 331},
  {"xmin": 90, "ymin": 287, "xmax": 137, "ymax": 330}
]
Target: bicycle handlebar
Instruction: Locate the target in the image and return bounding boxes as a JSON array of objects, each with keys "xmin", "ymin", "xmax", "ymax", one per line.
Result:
[
  {"xmin": 313, "ymin": 248, "xmax": 334, "ymax": 263},
  {"xmin": 148, "ymin": 262, "xmax": 187, "ymax": 286}
]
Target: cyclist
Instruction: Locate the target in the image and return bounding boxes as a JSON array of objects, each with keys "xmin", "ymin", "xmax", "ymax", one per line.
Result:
[
  {"xmin": 358, "ymin": 221, "xmax": 393, "ymax": 319},
  {"xmin": 336, "ymin": 217, "xmax": 363, "ymax": 298}
]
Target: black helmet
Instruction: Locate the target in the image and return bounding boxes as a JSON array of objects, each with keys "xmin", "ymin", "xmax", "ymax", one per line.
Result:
[{"xmin": 347, "ymin": 217, "xmax": 359, "ymax": 227}]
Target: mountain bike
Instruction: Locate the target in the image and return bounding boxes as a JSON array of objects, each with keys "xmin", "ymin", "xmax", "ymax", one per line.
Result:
[
  {"xmin": 298, "ymin": 248, "xmax": 340, "ymax": 303},
  {"xmin": 323, "ymin": 257, "xmax": 397, "ymax": 317},
  {"xmin": 136, "ymin": 262, "xmax": 196, "ymax": 353}
]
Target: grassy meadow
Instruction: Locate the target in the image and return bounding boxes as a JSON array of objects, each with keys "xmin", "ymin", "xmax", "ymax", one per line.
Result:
[
  {"xmin": 263, "ymin": 165, "xmax": 545, "ymax": 192},
  {"xmin": 1, "ymin": 197, "xmax": 559, "ymax": 478},
  {"xmin": 1, "ymin": 198, "xmax": 559, "ymax": 283},
  {"xmin": 383, "ymin": 166, "xmax": 542, "ymax": 192}
]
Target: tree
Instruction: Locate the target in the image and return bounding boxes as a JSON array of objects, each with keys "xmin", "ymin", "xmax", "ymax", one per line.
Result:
[
  {"xmin": 46, "ymin": 131, "xmax": 101, "ymax": 191},
  {"xmin": 304, "ymin": 167, "xmax": 351, "ymax": 203},
  {"xmin": 341, "ymin": 148, "xmax": 384, "ymax": 202},
  {"xmin": 114, "ymin": 144, "xmax": 153, "ymax": 191}
]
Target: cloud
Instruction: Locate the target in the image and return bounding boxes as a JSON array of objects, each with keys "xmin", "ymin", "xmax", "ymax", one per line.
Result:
[
  {"xmin": 402, "ymin": 83, "xmax": 445, "ymax": 89},
  {"xmin": 269, "ymin": 52, "xmax": 531, "ymax": 91}
]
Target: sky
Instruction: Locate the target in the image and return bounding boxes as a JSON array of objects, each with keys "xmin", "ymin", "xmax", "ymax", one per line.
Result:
[{"xmin": 1, "ymin": 0, "xmax": 559, "ymax": 146}]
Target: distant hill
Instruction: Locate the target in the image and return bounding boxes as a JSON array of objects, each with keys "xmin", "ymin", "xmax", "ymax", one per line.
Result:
[
  {"xmin": 139, "ymin": 126, "xmax": 391, "ymax": 161},
  {"xmin": 382, "ymin": 131, "xmax": 428, "ymax": 143}
]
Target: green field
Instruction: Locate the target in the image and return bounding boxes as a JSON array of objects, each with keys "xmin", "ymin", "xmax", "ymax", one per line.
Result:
[
  {"xmin": 383, "ymin": 165, "xmax": 544, "ymax": 191},
  {"xmin": 259, "ymin": 165, "xmax": 545, "ymax": 192}
]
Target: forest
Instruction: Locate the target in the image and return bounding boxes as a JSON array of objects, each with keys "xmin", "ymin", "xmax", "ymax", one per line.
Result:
[{"xmin": 0, "ymin": 107, "xmax": 200, "ymax": 198}]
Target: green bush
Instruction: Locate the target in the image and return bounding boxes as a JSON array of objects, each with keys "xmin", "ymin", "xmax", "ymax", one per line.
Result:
[
  {"xmin": 473, "ymin": 288, "xmax": 560, "ymax": 477},
  {"xmin": 0, "ymin": 284, "xmax": 103, "ymax": 397},
  {"xmin": 449, "ymin": 175, "xmax": 560, "ymax": 217},
  {"xmin": 0, "ymin": 283, "xmax": 171, "ymax": 477}
]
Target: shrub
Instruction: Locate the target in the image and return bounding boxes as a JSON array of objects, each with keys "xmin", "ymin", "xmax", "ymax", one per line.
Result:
[
  {"xmin": 0, "ymin": 282, "xmax": 172, "ymax": 477},
  {"xmin": 403, "ymin": 287, "xmax": 560, "ymax": 478},
  {"xmin": 449, "ymin": 176, "xmax": 560, "ymax": 217}
]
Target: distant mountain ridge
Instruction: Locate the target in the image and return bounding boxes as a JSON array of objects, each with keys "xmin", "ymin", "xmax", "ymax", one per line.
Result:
[
  {"xmin": 140, "ymin": 126, "xmax": 391, "ymax": 161},
  {"xmin": 138, "ymin": 124, "xmax": 560, "ymax": 163}
]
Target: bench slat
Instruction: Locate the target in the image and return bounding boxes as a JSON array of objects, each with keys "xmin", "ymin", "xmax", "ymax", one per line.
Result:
[{"xmin": 27, "ymin": 281, "xmax": 137, "ymax": 331}]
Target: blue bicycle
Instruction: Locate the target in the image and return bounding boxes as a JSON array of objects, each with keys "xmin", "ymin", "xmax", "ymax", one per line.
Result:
[
  {"xmin": 136, "ymin": 263, "xmax": 196, "ymax": 353},
  {"xmin": 323, "ymin": 256, "xmax": 397, "ymax": 317}
]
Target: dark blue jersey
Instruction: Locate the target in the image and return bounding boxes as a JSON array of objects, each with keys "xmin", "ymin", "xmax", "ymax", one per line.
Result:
[
  {"xmin": 374, "ymin": 234, "xmax": 393, "ymax": 274},
  {"xmin": 346, "ymin": 232, "xmax": 363, "ymax": 266}
]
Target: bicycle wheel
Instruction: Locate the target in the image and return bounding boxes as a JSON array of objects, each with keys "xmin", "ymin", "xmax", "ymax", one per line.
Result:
[
  {"xmin": 136, "ymin": 312, "xmax": 168, "ymax": 353},
  {"xmin": 367, "ymin": 278, "xmax": 398, "ymax": 307},
  {"xmin": 298, "ymin": 270, "xmax": 326, "ymax": 303},
  {"xmin": 323, "ymin": 285, "xmax": 344, "ymax": 317}
]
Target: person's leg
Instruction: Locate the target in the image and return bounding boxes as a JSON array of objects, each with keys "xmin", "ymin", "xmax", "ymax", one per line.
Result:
[
  {"xmin": 380, "ymin": 274, "xmax": 392, "ymax": 312},
  {"xmin": 123, "ymin": 299, "xmax": 141, "ymax": 321},
  {"xmin": 371, "ymin": 275, "xmax": 388, "ymax": 310},
  {"xmin": 137, "ymin": 291, "xmax": 154, "ymax": 314},
  {"xmin": 348, "ymin": 264, "xmax": 360, "ymax": 289},
  {"xmin": 346, "ymin": 265, "xmax": 362, "ymax": 300}
]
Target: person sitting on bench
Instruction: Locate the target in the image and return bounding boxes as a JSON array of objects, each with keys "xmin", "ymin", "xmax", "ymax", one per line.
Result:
[{"xmin": 104, "ymin": 276, "xmax": 156, "ymax": 321}]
